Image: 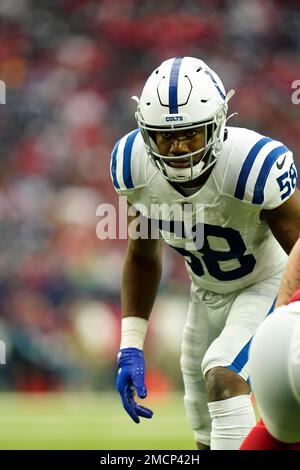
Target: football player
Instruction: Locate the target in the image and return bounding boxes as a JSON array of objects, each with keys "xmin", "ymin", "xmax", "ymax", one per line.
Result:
[
  {"xmin": 111, "ymin": 57, "xmax": 300, "ymax": 450},
  {"xmin": 241, "ymin": 238, "xmax": 300, "ymax": 450}
]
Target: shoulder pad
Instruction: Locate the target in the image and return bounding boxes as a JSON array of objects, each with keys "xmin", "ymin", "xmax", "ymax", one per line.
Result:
[
  {"xmin": 110, "ymin": 129, "xmax": 147, "ymax": 193},
  {"xmin": 221, "ymin": 128, "xmax": 296, "ymax": 207}
]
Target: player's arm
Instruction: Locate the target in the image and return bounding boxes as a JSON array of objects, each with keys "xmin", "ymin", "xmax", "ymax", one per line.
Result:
[
  {"xmin": 261, "ymin": 188, "xmax": 300, "ymax": 254},
  {"xmin": 116, "ymin": 204, "xmax": 162, "ymax": 423},
  {"xmin": 122, "ymin": 209, "xmax": 163, "ymax": 320}
]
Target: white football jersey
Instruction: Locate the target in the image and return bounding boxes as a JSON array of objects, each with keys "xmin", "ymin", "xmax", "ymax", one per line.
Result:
[{"xmin": 111, "ymin": 127, "xmax": 297, "ymax": 293}]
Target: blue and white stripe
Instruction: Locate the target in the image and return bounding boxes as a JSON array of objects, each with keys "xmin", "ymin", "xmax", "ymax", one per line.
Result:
[
  {"xmin": 252, "ymin": 144, "xmax": 288, "ymax": 204},
  {"xmin": 110, "ymin": 129, "xmax": 140, "ymax": 190},
  {"xmin": 111, "ymin": 138, "xmax": 121, "ymax": 189},
  {"xmin": 234, "ymin": 137, "xmax": 273, "ymax": 200},
  {"xmin": 226, "ymin": 298, "xmax": 276, "ymax": 381},
  {"xmin": 168, "ymin": 57, "xmax": 183, "ymax": 114},
  {"xmin": 204, "ymin": 69, "xmax": 226, "ymax": 100},
  {"xmin": 234, "ymin": 137, "xmax": 289, "ymax": 204}
]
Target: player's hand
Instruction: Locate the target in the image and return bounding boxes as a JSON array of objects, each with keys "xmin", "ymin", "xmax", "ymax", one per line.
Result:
[{"xmin": 116, "ymin": 347, "xmax": 153, "ymax": 423}]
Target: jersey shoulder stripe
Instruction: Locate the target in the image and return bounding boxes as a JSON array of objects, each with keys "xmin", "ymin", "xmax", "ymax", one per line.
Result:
[
  {"xmin": 110, "ymin": 128, "xmax": 141, "ymax": 191},
  {"xmin": 111, "ymin": 138, "xmax": 121, "ymax": 189},
  {"xmin": 219, "ymin": 128, "xmax": 294, "ymax": 209},
  {"xmin": 234, "ymin": 136, "xmax": 273, "ymax": 200},
  {"xmin": 252, "ymin": 144, "xmax": 289, "ymax": 204},
  {"xmin": 123, "ymin": 128, "xmax": 139, "ymax": 189}
]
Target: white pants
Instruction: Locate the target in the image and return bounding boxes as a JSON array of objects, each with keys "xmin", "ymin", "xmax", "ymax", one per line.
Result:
[{"xmin": 180, "ymin": 271, "xmax": 281, "ymax": 446}]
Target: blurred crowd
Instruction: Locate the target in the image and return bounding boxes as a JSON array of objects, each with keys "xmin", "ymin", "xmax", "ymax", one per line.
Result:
[{"xmin": 0, "ymin": 0, "xmax": 299, "ymax": 392}]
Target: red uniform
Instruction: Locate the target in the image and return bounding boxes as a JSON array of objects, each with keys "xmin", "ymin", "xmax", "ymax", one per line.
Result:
[{"xmin": 240, "ymin": 418, "xmax": 300, "ymax": 450}]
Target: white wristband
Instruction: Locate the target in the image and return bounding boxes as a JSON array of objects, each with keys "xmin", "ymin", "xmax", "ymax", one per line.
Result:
[{"xmin": 120, "ymin": 316, "xmax": 148, "ymax": 350}]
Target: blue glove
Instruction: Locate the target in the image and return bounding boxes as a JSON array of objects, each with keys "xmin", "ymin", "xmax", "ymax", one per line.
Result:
[{"xmin": 116, "ymin": 347, "xmax": 153, "ymax": 423}]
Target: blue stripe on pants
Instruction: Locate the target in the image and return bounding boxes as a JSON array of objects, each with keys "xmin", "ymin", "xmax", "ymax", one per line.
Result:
[{"xmin": 226, "ymin": 298, "xmax": 276, "ymax": 380}]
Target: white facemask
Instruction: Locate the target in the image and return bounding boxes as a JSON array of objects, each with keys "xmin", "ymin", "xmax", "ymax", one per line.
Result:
[{"xmin": 165, "ymin": 160, "xmax": 206, "ymax": 180}]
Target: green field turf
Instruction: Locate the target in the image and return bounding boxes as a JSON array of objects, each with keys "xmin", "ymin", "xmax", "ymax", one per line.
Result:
[{"xmin": 0, "ymin": 392, "xmax": 195, "ymax": 450}]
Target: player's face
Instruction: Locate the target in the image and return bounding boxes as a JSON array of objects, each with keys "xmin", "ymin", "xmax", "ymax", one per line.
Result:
[{"xmin": 155, "ymin": 127, "xmax": 206, "ymax": 168}]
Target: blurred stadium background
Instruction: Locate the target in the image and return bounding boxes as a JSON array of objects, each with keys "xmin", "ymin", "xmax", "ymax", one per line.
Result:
[{"xmin": 0, "ymin": 0, "xmax": 299, "ymax": 449}]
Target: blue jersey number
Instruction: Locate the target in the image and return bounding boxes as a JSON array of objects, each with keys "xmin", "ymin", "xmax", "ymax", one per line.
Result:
[
  {"xmin": 277, "ymin": 163, "xmax": 297, "ymax": 201},
  {"xmin": 166, "ymin": 223, "xmax": 256, "ymax": 281}
]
